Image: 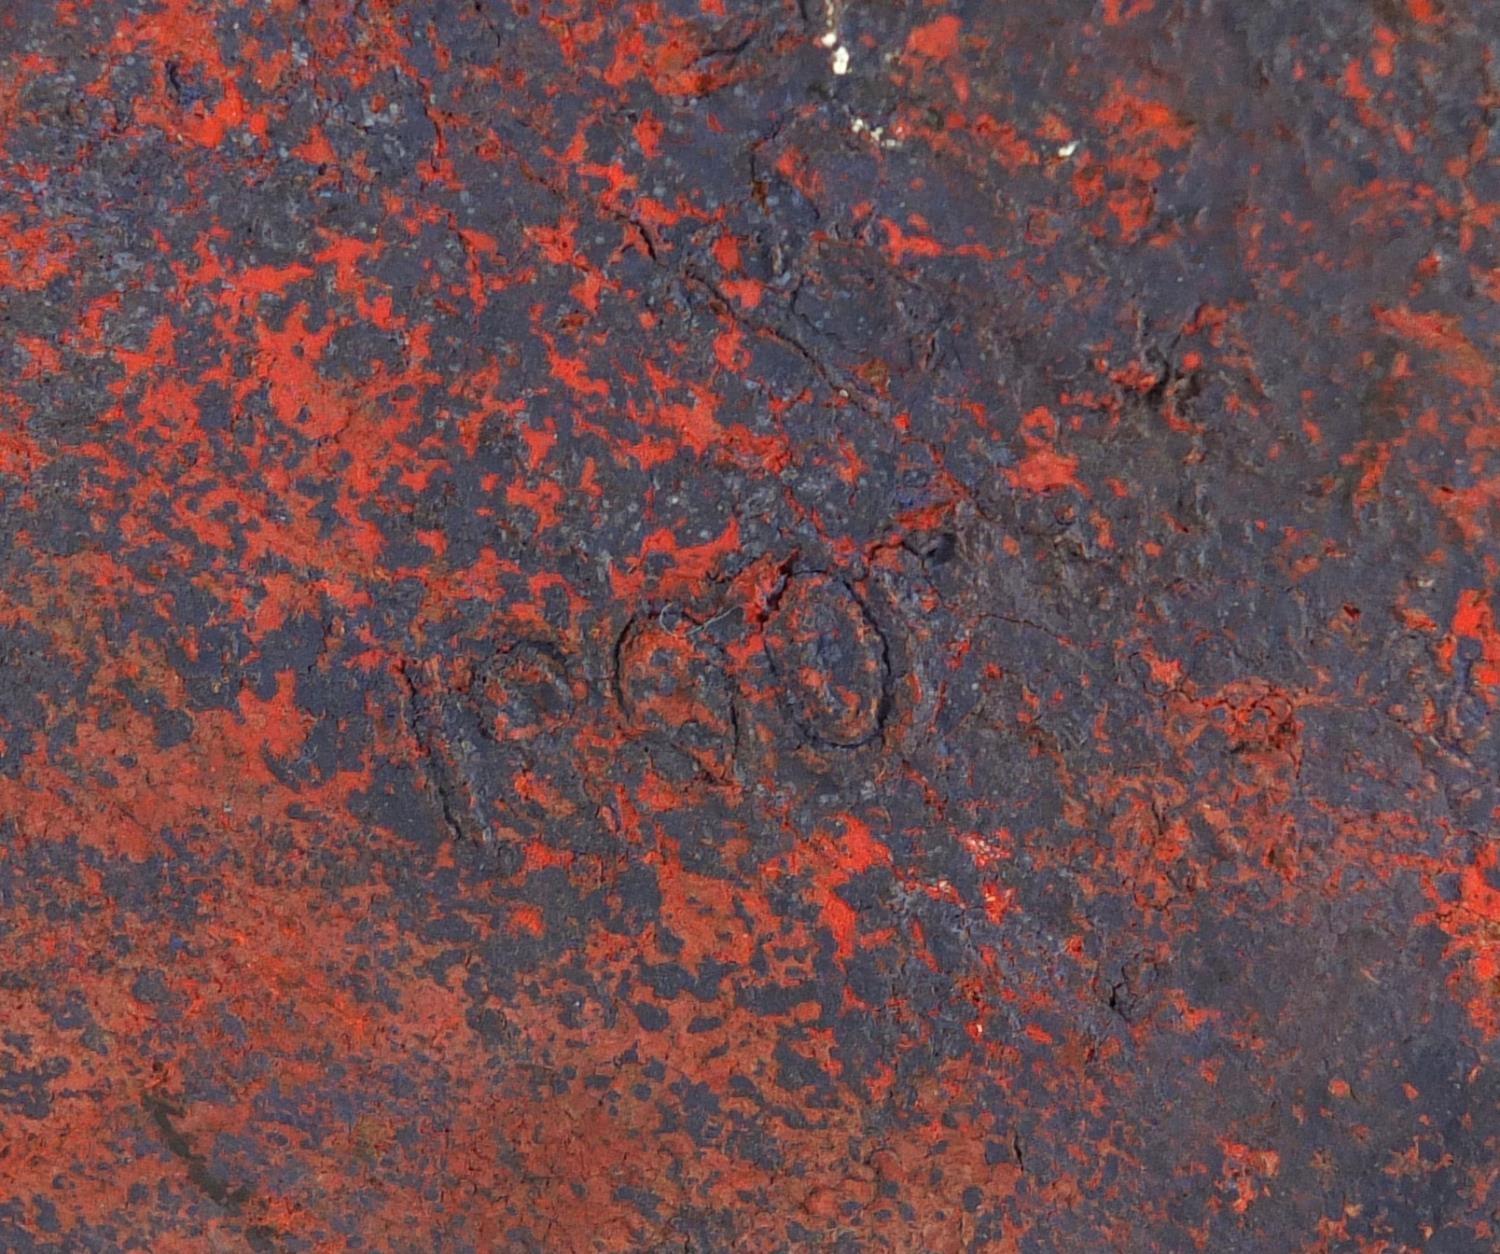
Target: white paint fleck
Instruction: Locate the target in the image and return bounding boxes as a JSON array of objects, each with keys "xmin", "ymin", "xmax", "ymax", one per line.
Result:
[
  {"xmin": 832, "ymin": 44, "xmax": 850, "ymax": 75},
  {"xmin": 1056, "ymin": 140, "xmax": 1080, "ymax": 158},
  {"xmin": 849, "ymin": 115, "xmax": 901, "ymax": 149},
  {"xmin": 819, "ymin": 30, "xmax": 838, "ymax": 48}
]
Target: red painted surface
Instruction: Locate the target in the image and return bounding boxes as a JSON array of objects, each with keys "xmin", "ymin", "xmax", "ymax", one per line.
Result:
[{"xmin": 0, "ymin": 0, "xmax": 1497, "ymax": 1249}]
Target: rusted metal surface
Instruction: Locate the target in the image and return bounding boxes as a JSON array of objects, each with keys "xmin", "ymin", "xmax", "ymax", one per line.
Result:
[{"xmin": 0, "ymin": 0, "xmax": 1497, "ymax": 1248}]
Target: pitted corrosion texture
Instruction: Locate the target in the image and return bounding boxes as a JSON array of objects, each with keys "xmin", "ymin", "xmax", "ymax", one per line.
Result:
[{"xmin": 0, "ymin": 0, "xmax": 1497, "ymax": 1250}]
